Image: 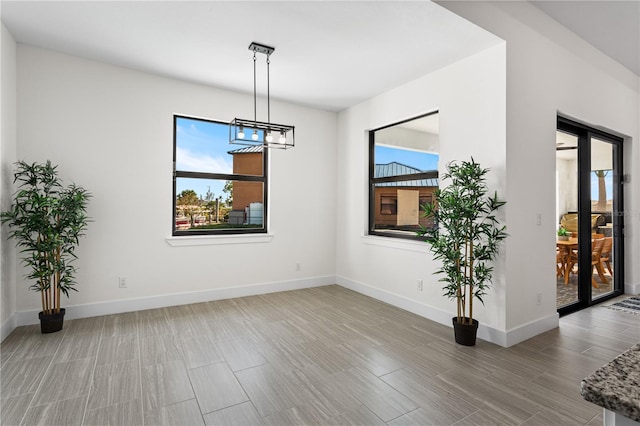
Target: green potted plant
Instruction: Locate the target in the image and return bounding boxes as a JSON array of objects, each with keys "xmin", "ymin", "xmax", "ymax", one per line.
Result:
[
  {"xmin": 419, "ymin": 158, "xmax": 507, "ymax": 346},
  {"xmin": 1, "ymin": 161, "xmax": 91, "ymax": 333},
  {"xmin": 557, "ymin": 226, "xmax": 570, "ymax": 241}
]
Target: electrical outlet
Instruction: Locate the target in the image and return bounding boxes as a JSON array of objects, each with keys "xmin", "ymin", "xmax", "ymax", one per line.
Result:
[
  {"xmin": 119, "ymin": 277, "xmax": 127, "ymax": 288},
  {"xmin": 536, "ymin": 293, "xmax": 542, "ymax": 306},
  {"xmin": 417, "ymin": 279, "xmax": 423, "ymax": 291},
  {"xmin": 295, "ymin": 263, "xmax": 301, "ymax": 272},
  {"xmin": 536, "ymin": 213, "xmax": 542, "ymax": 226}
]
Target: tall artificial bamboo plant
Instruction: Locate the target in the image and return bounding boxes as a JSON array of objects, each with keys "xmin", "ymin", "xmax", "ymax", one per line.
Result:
[
  {"xmin": 1, "ymin": 161, "xmax": 91, "ymax": 315},
  {"xmin": 419, "ymin": 158, "xmax": 507, "ymax": 326}
]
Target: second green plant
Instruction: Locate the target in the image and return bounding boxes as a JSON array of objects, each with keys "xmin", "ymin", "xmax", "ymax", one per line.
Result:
[{"xmin": 419, "ymin": 158, "xmax": 507, "ymax": 327}]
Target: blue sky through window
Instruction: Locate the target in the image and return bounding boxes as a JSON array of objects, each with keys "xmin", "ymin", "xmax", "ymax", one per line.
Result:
[
  {"xmin": 375, "ymin": 145, "xmax": 438, "ymax": 171},
  {"xmin": 175, "ymin": 117, "xmax": 234, "ymax": 199},
  {"xmin": 176, "ymin": 117, "xmax": 442, "ymax": 200}
]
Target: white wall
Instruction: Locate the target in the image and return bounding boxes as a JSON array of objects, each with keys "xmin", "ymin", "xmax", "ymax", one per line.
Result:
[
  {"xmin": 336, "ymin": 43, "xmax": 511, "ymax": 343},
  {"xmin": 440, "ymin": 1, "xmax": 640, "ymax": 324},
  {"xmin": 1, "ymin": 23, "xmax": 18, "ymax": 340},
  {"xmin": 14, "ymin": 45, "xmax": 338, "ymax": 322},
  {"xmin": 556, "ymin": 157, "xmax": 578, "ymax": 221},
  {"xmin": 337, "ymin": 0, "xmax": 639, "ymax": 347}
]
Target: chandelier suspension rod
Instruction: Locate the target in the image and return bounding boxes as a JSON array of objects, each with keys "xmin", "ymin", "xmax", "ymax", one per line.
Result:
[
  {"xmin": 253, "ymin": 49, "xmax": 257, "ymax": 124},
  {"xmin": 267, "ymin": 53, "xmax": 271, "ymax": 125}
]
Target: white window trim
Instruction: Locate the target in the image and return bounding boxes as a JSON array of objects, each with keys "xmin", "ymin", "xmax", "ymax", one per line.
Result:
[
  {"xmin": 361, "ymin": 235, "xmax": 428, "ymax": 253},
  {"xmin": 166, "ymin": 234, "xmax": 274, "ymax": 247}
]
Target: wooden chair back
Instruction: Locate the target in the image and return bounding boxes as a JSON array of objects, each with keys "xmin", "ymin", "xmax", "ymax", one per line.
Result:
[
  {"xmin": 601, "ymin": 237, "xmax": 612, "ymax": 257},
  {"xmin": 591, "ymin": 238, "xmax": 605, "ymax": 264},
  {"xmin": 601, "ymin": 237, "xmax": 613, "ymax": 275},
  {"xmin": 590, "ymin": 238, "xmax": 608, "ymax": 287}
]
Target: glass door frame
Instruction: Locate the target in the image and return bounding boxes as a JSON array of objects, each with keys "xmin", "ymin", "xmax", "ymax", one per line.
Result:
[{"xmin": 557, "ymin": 116, "xmax": 624, "ymax": 316}]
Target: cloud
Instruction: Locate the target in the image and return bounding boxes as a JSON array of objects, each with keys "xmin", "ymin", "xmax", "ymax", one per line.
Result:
[{"xmin": 176, "ymin": 146, "xmax": 233, "ymax": 174}]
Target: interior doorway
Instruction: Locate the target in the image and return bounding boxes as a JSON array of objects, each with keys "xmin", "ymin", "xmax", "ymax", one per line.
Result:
[{"xmin": 556, "ymin": 117, "xmax": 624, "ymax": 315}]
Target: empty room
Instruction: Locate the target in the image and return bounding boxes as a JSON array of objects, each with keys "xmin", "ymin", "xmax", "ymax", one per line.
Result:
[{"xmin": 1, "ymin": 1, "xmax": 639, "ymax": 425}]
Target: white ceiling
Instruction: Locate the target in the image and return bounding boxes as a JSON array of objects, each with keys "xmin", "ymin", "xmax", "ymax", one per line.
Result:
[
  {"xmin": 0, "ymin": 1, "xmax": 502, "ymax": 112},
  {"xmin": 530, "ymin": 0, "xmax": 639, "ymax": 76},
  {"xmin": 1, "ymin": 1, "xmax": 637, "ymax": 113}
]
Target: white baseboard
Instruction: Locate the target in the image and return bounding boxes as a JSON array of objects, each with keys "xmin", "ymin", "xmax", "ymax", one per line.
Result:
[
  {"xmin": 1, "ymin": 313, "xmax": 17, "ymax": 342},
  {"xmin": 336, "ymin": 275, "xmax": 454, "ymax": 326},
  {"xmin": 7, "ymin": 273, "xmax": 561, "ymax": 348},
  {"xmin": 624, "ymin": 282, "xmax": 640, "ymax": 295},
  {"xmin": 15, "ymin": 275, "xmax": 336, "ymax": 326},
  {"xmin": 336, "ymin": 275, "xmax": 559, "ymax": 348},
  {"xmin": 504, "ymin": 312, "xmax": 559, "ymax": 347}
]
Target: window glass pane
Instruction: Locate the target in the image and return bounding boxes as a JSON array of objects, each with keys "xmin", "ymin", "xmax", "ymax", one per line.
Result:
[
  {"xmin": 176, "ymin": 177, "xmax": 264, "ymax": 231},
  {"xmin": 374, "ymin": 146, "xmax": 438, "ymax": 177},
  {"xmin": 373, "ymin": 188, "xmax": 437, "ymax": 233},
  {"xmin": 556, "ymin": 132, "xmax": 578, "ymax": 308},
  {"xmin": 591, "ymin": 137, "xmax": 614, "ymax": 301},
  {"xmin": 374, "ymin": 113, "xmax": 439, "ymax": 177},
  {"xmin": 175, "ymin": 117, "xmax": 263, "ymax": 176},
  {"xmin": 591, "ymin": 138, "xmax": 613, "ymax": 215},
  {"xmin": 173, "ymin": 115, "xmax": 267, "ymax": 236},
  {"xmin": 370, "ymin": 112, "xmax": 439, "ymax": 239}
]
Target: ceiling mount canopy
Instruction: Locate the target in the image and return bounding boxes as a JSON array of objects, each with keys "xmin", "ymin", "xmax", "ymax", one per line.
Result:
[{"xmin": 230, "ymin": 42, "xmax": 295, "ymax": 150}]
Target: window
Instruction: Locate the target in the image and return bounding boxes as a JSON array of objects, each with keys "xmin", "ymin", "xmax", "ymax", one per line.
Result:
[
  {"xmin": 369, "ymin": 112, "xmax": 439, "ymax": 239},
  {"xmin": 173, "ymin": 115, "xmax": 267, "ymax": 235}
]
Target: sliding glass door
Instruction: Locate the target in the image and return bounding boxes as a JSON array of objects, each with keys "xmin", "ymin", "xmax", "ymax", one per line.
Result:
[{"xmin": 556, "ymin": 117, "xmax": 624, "ymax": 314}]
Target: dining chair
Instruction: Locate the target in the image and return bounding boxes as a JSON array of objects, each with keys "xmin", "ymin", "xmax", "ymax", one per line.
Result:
[
  {"xmin": 565, "ymin": 238, "xmax": 608, "ymax": 288},
  {"xmin": 556, "ymin": 249, "xmax": 564, "ymax": 278},
  {"xmin": 600, "ymin": 237, "xmax": 613, "ymax": 276},
  {"xmin": 590, "ymin": 238, "xmax": 608, "ymax": 288}
]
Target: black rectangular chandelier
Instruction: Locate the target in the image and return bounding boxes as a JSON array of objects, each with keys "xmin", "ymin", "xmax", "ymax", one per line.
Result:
[{"xmin": 230, "ymin": 42, "xmax": 295, "ymax": 150}]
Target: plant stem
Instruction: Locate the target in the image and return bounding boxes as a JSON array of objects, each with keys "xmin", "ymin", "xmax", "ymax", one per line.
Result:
[
  {"xmin": 55, "ymin": 242, "xmax": 61, "ymax": 313},
  {"xmin": 40, "ymin": 288, "xmax": 45, "ymax": 315},
  {"xmin": 469, "ymin": 236, "xmax": 474, "ymax": 324}
]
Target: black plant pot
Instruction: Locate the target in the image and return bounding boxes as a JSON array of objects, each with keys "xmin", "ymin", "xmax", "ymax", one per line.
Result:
[
  {"xmin": 452, "ymin": 317, "xmax": 479, "ymax": 346},
  {"xmin": 39, "ymin": 308, "xmax": 66, "ymax": 334}
]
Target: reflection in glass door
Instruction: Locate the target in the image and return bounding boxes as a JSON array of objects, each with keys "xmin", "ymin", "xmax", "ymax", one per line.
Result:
[
  {"xmin": 556, "ymin": 132, "xmax": 579, "ymax": 308},
  {"xmin": 590, "ymin": 138, "xmax": 617, "ymax": 301},
  {"xmin": 556, "ymin": 117, "xmax": 624, "ymax": 315}
]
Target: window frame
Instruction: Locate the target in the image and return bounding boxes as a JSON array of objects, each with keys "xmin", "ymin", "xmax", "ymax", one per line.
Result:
[
  {"xmin": 172, "ymin": 115, "xmax": 268, "ymax": 236},
  {"xmin": 368, "ymin": 111, "xmax": 439, "ymax": 241}
]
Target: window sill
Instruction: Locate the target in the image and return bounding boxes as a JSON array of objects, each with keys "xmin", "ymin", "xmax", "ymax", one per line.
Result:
[
  {"xmin": 166, "ymin": 234, "xmax": 274, "ymax": 247},
  {"xmin": 361, "ymin": 235, "xmax": 428, "ymax": 253}
]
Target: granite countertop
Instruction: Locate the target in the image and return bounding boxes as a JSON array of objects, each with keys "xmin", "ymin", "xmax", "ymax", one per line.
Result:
[{"xmin": 581, "ymin": 343, "xmax": 640, "ymax": 422}]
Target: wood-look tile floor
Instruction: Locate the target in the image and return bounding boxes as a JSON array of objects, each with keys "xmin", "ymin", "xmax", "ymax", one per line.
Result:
[{"xmin": 1, "ymin": 285, "xmax": 639, "ymax": 425}]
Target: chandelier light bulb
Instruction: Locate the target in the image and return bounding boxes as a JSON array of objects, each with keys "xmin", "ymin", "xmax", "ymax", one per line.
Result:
[
  {"xmin": 238, "ymin": 126, "xmax": 245, "ymax": 139},
  {"xmin": 266, "ymin": 132, "xmax": 273, "ymax": 143},
  {"xmin": 251, "ymin": 129, "xmax": 259, "ymax": 141},
  {"xmin": 279, "ymin": 132, "xmax": 286, "ymax": 144}
]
